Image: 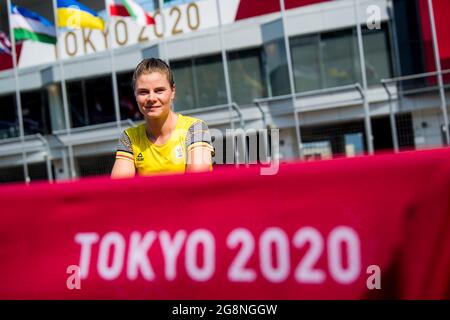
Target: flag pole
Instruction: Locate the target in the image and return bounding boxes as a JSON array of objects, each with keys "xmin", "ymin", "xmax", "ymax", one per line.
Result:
[
  {"xmin": 104, "ymin": 0, "xmax": 122, "ymax": 132},
  {"xmin": 278, "ymin": 0, "xmax": 303, "ymax": 159},
  {"xmin": 51, "ymin": 0, "xmax": 76, "ymax": 179},
  {"xmin": 215, "ymin": 0, "xmax": 241, "ymax": 166},
  {"xmin": 427, "ymin": 0, "xmax": 449, "ymax": 144},
  {"xmin": 157, "ymin": 0, "xmax": 169, "ymax": 63},
  {"xmin": 214, "ymin": 0, "xmax": 234, "ymax": 130},
  {"xmin": 6, "ymin": 0, "xmax": 30, "ymax": 184},
  {"xmin": 354, "ymin": 0, "xmax": 374, "ymax": 155}
]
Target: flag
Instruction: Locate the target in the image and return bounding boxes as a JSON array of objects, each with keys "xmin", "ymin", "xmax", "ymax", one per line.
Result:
[
  {"xmin": 57, "ymin": 0, "xmax": 105, "ymax": 30},
  {"xmin": 106, "ymin": 0, "xmax": 130, "ymax": 17},
  {"xmin": 0, "ymin": 31, "xmax": 12, "ymax": 54},
  {"xmin": 9, "ymin": 5, "xmax": 56, "ymax": 44},
  {"xmin": 120, "ymin": 0, "xmax": 155, "ymax": 26}
]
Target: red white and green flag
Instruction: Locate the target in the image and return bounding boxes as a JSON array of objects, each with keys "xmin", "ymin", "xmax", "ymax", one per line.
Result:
[
  {"xmin": 121, "ymin": 0, "xmax": 154, "ymax": 25},
  {"xmin": 107, "ymin": 0, "xmax": 154, "ymax": 25},
  {"xmin": 107, "ymin": 0, "xmax": 154, "ymax": 26}
]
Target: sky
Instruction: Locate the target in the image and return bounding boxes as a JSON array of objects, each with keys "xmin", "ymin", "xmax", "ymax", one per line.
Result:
[
  {"xmin": 98, "ymin": 0, "xmax": 195, "ymax": 20},
  {"xmin": 139, "ymin": 0, "xmax": 193, "ymax": 11}
]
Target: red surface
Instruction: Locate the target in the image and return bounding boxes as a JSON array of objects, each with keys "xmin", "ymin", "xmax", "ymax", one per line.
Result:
[
  {"xmin": 235, "ymin": 0, "xmax": 329, "ymax": 21},
  {"xmin": 0, "ymin": 148, "xmax": 449, "ymax": 299},
  {"xmin": 418, "ymin": 0, "xmax": 450, "ymax": 82},
  {"xmin": 0, "ymin": 43, "xmax": 22, "ymax": 71},
  {"xmin": 109, "ymin": 4, "xmax": 130, "ymax": 17}
]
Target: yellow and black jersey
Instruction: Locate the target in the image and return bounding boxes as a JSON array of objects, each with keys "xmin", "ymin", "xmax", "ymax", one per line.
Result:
[{"xmin": 115, "ymin": 113, "xmax": 214, "ymax": 175}]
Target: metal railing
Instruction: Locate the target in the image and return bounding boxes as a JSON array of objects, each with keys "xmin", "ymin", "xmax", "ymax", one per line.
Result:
[
  {"xmin": 254, "ymin": 83, "xmax": 364, "ymax": 105},
  {"xmin": 0, "ymin": 133, "xmax": 48, "ymax": 155},
  {"xmin": 381, "ymin": 69, "xmax": 450, "ymax": 148},
  {"xmin": 0, "ymin": 133, "xmax": 52, "ymax": 183},
  {"xmin": 51, "ymin": 119, "xmax": 136, "ymax": 179},
  {"xmin": 35, "ymin": 133, "xmax": 53, "ymax": 183},
  {"xmin": 253, "ymin": 83, "xmax": 367, "ymax": 158},
  {"xmin": 381, "ymin": 69, "xmax": 450, "ymax": 87},
  {"xmin": 181, "ymin": 102, "xmax": 245, "ymax": 129},
  {"xmin": 53, "ymin": 119, "xmax": 136, "ymax": 136}
]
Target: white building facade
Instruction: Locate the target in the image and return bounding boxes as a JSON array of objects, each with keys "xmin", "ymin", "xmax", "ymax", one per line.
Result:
[{"xmin": 0, "ymin": 0, "xmax": 448, "ymax": 183}]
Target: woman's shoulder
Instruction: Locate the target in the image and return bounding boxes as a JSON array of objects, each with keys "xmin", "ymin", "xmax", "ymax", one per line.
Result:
[
  {"xmin": 177, "ymin": 113, "xmax": 206, "ymax": 129},
  {"xmin": 124, "ymin": 123, "xmax": 146, "ymax": 139}
]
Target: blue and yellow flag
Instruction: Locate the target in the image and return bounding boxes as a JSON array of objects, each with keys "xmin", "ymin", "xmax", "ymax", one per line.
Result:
[{"xmin": 57, "ymin": 0, "xmax": 105, "ymax": 30}]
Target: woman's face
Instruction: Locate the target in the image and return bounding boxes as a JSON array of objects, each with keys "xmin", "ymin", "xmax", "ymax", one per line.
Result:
[{"xmin": 134, "ymin": 71, "xmax": 175, "ymax": 119}]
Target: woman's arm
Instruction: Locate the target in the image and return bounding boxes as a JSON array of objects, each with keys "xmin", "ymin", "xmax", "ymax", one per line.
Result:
[
  {"xmin": 185, "ymin": 120, "xmax": 214, "ymax": 173},
  {"xmin": 112, "ymin": 131, "xmax": 135, "ymax": 178},
  {"xmin": 111, "ymin": 158, "xmax": 136, "ymax": 178},
  {"xmin": 186, "ymin": 145, "xmax": 212, "ymax": 173}
]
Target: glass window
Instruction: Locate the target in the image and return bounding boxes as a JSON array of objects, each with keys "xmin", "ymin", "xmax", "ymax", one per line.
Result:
[
  {"xmin": 117, "ymin": 72, "xmax": 142, "ymax": 121},
  {"xmin": 303, "ymin": 141, "xmax": 332, "ymax": 160},
  {"xmin": 172, "ymin": 59, "xmax": 196, "ymax": 110},
  {"xmin": 290, "ymin": 35, "xmax": 322, "ymax": 92},
  {"xmin": 85, "ymin": 76, "xmax": 116, "ymax": 125},
  {"xmin": 67, "ymin": 81, "xmax": 86, "ymax": 128},
  {"xmin": 263, "ymin": 39, "xmax": 290, "ymax": 97},
  {"xmin": 193, "ymin": 54, "xmax": 227, "ymax": 108},
  {"xmin": 363, "ymin": 28, "xmax": 392, "ymax": 85},
  {"xmin": 172, "ymin": 55, "xmax": 227, "ymax": 111},
  {"xmin": 289, "ymin": 26, "xmax": 392, "ymax": 92},
  {"xmin": 0, "ymin": 91, "xmax": 50, "ymax": 138},
  {"xmin": 0, "ymin": 94, "xmax": 18, "ymax": 139},
  {"xmin": 21, "ymin": 90, "xmax": 50, "ymax": 135},
  {"xmin": 321, "ymin": 30, "xmax": 358, "ymax": 88},
  {"xmin": 344, "ymin": 132, "xmax": 364, "ymax": 156},
  {"xmin": 67, "ymin": 76, "xmax": 116, "ymax": 127},
  {"xmin": 228, "ymin": 48, "xmax": 266, "ymax": 105}
]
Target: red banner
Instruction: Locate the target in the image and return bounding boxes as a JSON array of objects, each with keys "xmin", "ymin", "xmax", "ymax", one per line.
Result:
[
  {"xmin": 235, "ymin": 0, "xmax": 329, "ymax": 21},
  {"xmin": 0, "ymin": 148, "xmax": 449, "ymax": 299},
  {"xmin": 419, "ymin": 0, "xmax": 450, "ymax": 73}
]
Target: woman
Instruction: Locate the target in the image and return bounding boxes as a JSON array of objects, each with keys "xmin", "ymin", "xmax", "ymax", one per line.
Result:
[{"xmin": 111, "ymin": 58, "xmax": 214, "ymax": 178}]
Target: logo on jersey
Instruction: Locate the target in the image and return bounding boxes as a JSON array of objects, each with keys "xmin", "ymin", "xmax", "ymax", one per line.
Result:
[
  {"xmin": 137, "ymin": 152, "xmax": 144, "ymax": 162},
  {"xmin": 174, "ymin": 145, "xmax": 184, "ymax": 159}
]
